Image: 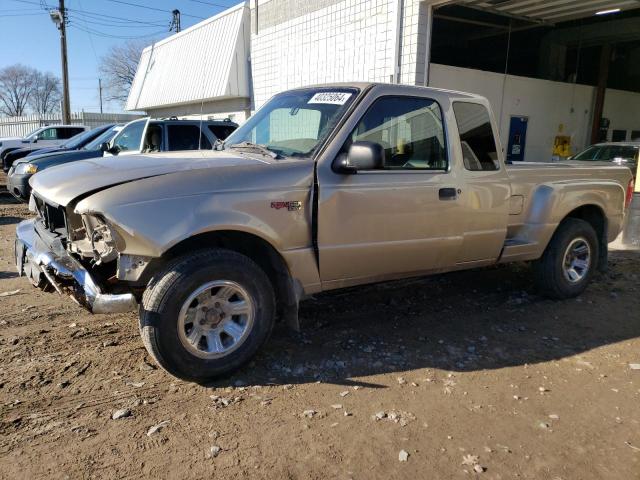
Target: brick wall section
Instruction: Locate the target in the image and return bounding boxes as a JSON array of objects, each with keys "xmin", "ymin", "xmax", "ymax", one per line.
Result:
[{"xmin": 250, "ymin": 0, "xmax": 431, "ymax": 108}]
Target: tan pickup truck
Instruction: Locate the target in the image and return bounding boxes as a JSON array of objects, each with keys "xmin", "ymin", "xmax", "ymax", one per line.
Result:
[{"xmin": 15, "ymin": 83, "xmax": 635, "ymax": 382}]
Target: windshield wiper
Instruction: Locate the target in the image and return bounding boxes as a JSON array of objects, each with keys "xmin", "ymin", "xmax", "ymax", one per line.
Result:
[{"xmin": 227, "ymin": 141, "xmax": 281, "ymax": 159}]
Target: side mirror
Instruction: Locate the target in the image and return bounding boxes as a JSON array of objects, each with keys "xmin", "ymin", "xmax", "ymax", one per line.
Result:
[
  {"xmin": 613, "ymin": 157, "xmax": 627, "ymax": 164},
  {"xmin": 333, "ymin": 141, "xmax": 385, "ymax": 174},
  {"xmin": 100, "ymin": 142, "xmax": 110, "ymax": 152}
]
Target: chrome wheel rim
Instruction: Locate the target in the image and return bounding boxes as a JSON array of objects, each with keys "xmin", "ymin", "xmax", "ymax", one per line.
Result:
[
  {"xmin": 177, "ymin": 280, "xmax": 255, "ymax": 359},
  {"xmin": 562, "ymin": 237, "xmax": 591, "ymax": 284}
]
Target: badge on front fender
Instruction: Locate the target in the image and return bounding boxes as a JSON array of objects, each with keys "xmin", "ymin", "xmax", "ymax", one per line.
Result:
[{"xmin": 270, "ymin": 201, "xmax": 302, "ymax": 211}]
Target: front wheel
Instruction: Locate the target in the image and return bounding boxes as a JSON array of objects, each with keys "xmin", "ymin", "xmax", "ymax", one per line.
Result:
[
  {"xmin": 533, "ymin": 218, "xmax": 599, "ymax": 299},
  {"xmin": 139, "ymin": 249, "xmax": 275, "ymax": 383}
]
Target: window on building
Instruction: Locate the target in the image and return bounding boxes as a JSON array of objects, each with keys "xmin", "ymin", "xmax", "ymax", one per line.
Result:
[
  {"xmin": 453, "ymin": 102, "xmax": 500, "ymax": 171},
  {"xmin": 611, "ymin": 130, "xmax": 627, "ymax": 142},
  {"xmin": 167, "ymin": 125, "xmax": 211, "ymax": 151},
  {"xmin": 348, "ymin": 96, "xmax": 448, "ymax": 170}
]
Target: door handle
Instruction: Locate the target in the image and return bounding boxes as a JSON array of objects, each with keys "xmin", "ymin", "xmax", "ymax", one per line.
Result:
[{"xmin": 439, "ymin": 187, "xmax": 458, "ymax": 200}]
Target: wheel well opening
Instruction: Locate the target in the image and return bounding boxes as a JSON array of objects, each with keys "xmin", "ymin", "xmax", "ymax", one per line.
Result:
[
  {"xmin": 163, "ymin": 231, "xmax": 299, "ymax": 327},
  {"xmin": 564, "ymin": 204, "xmax": 607, "ymax": 270}
]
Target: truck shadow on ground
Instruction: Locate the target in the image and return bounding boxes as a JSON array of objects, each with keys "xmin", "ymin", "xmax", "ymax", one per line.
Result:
[
  {"xmin": 0, "ymin": 216, "xmax": 22, "ymax": 226},
  {"xmin": 212, "ymin": 250, "xmax": 640, "ymax": 388}
]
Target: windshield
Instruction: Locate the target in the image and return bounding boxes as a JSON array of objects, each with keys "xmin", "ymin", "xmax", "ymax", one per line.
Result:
[
  {"xmin": 84, "ymin": 126, "xmax": 121, "ymax": 150},
  {"xmin": 224, "ymin": 88, "xmax": 359, "ymax": 157}
]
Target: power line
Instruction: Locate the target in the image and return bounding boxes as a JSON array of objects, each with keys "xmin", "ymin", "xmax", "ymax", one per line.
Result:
[
  {"xmin": 0, "ymin": 12, "xmax": 46, "ymax": 16},
  {"xmin": 105, "ymin": 0, "xmax": 206, "ymax": 20},
  {"xmin": 188, "ymin": 0, "xmax": 233, "ymax": 8},
  {"xmin": 67, "ymin": 14, "xmax": 166, "ymax": 28},
  {"xmin": 8, "ymin": 0, "xmax": 169, "ymax": 26},
  {"xmin": 69, "ymin": 23, "xmax": 165, "ymax": 39}
]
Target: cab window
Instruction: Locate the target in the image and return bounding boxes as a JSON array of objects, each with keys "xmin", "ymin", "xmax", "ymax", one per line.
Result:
[
  {"xmin": 112, "ymin": 120, "xmax": 146, "ymax": 152},
  {"xmin": 348, "ymin": 96, "xmax": 448, "ymax": 170},
  {"xmin": 453, "ymin": 102, "xmax": 500, "ymax": 171}
]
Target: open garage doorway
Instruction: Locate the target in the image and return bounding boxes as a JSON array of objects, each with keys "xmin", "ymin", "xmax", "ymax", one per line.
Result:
[{"xmin": 425, "ymin": 0, "xmax": 640, "ymax": 162}]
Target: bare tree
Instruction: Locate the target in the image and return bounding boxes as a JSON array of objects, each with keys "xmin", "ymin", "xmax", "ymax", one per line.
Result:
[
  {"xmin": 0, "ymin": 64, "xmax": 35, "ymax": 117},
  {"xmin": 99, "ymin": 40, "xmax": 146, "ymax": 104},
  {"xmin": 29, "ymin": 71, "xmax": 62, "ymax": 115}
]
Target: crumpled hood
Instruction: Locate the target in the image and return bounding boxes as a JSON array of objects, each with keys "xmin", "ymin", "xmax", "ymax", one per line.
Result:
[{"xmin": 29, "ymin": 150, "xmax": 272, "ymax": 206}]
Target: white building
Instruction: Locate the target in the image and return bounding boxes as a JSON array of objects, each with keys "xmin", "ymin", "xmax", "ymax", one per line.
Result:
[{"xmin": 127, "ymin": 0, "xmax": 640, "ymax": 161}]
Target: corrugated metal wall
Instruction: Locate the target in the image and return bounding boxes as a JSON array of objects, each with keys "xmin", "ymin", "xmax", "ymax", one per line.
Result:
[{"xmin": 126, "ymin": 4, "xmax": 250, "ymax": 112}]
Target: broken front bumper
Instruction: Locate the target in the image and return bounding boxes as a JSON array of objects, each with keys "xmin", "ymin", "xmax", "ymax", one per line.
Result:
[{"xmin": 14, "ymin": 219, "xmax": 137, "ymax": 314}]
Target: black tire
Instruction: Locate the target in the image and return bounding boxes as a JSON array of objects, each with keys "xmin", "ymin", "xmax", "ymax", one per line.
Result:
[
  {"xmin": 533, "ymin": 218, "xmax": 599, "ymax": 299},
  {"xmin": 139, "ymin": 249, "xmax": 275, "ymax": 383}
]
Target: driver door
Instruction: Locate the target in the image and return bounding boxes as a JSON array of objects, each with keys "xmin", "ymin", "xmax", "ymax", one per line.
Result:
[{"xmin": 317, "ymin": 92, "xmax": 465, "ymax": 289}]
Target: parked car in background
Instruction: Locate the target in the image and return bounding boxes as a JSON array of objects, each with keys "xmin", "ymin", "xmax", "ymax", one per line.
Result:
[
  {"xmin": 15, "ymin": 83, "xmax": 635, "ymax": 382},
  {"xmin": 1, "ymin": 125, "xmax": 88, "ymax": 170},
  {"xmin": 101, "ymin": 117, "xmax": 238, "ymax": 157},
  {"xmin": 568, "ymin": 142, "xmax": 639, "ymax": 179},
  {"xmin": 7, "ymin": 125, "xmax": 124, "ymax": 201},
  {"xmin": 2, "ymin": 124, "xmax": 115, "ymax": 172},
  {"xmin": 7, "ymin": 118, "xmax": 238, "ymax": 202}
]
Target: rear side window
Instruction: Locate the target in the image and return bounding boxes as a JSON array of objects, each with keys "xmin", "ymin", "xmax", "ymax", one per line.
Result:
[
  {"xmin": 55, "ymin": 127, "xmax": 84, "ymax": 139},
  {"xmin": 167, "ymin": 125, "xmax": 211, "ymax": 151},
  {"xmin": 208, "ymin": 125, "xmax": 236, "ymax": 140},
  {"xmin": 599, "ymin": 145, "xmax": 638, "ymax": 161},
  {"xmin": 453, "ymin": 102, "xmax": 500, "ymax": 171}
]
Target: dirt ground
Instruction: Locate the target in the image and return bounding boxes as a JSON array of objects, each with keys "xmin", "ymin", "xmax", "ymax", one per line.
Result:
[{"xmin": 0, "ymin": 181, "xmax": 639, "ymax": 480}]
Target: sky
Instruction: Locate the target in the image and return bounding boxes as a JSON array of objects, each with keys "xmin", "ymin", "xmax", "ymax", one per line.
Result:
[{"xmin": 0, "ymin": 0, "xmax": 241, "ymax": 113}]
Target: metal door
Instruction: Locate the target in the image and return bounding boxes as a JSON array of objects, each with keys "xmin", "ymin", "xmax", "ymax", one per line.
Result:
[{"xmin": 506, "ymin": 116, "xmax": 528, "ymax": 162}]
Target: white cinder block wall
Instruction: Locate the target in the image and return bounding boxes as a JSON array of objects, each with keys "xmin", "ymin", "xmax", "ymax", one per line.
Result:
[
  {"xmin": 249, "ymin": 0, "xmax": 640, "ymax": 160},
  {"xmin": 250, "ymin": 0, "xmax": 426, "ymax": 109}
]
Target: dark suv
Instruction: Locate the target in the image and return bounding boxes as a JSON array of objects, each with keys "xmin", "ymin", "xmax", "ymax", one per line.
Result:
[{"xmin": 7, "ymin": 118, "xmax": 238, "ymax": 202}]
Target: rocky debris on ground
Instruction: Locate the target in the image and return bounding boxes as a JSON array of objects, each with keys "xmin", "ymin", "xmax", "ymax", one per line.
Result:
[
  {"xmin": 461, "ymin": 454, "xmax": 485, "ymax": 473},
  {"xmin": 301, "ymin": 409, "xmax": 317, "ymax": 418},
  {"xmin": 210, "ymin": 395, "xmax": 242, "ymax": 409},
  {"xmin": 146, "ymin": 420, "xmax": 169, "ymax": 437},
  {"xmin": 208, "ymin": 445, "xmax": 222, "ymax": 458},
  {"xmin": 398, "ymin": 450, "xmax": 409, "ymax": 462},
  {"xmin": 371, "ymin": 410, "xmax": 415, "ymax": 426},
  {"xmin": 111, "ymin": 409, "xmax": 132, "ymax": 420},
  {"xmin": 629, "ymin": 363, "xmax": 640, "ymax": 370}
]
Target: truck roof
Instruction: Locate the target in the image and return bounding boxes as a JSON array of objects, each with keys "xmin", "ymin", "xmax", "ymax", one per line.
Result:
[{"xmin": 286, "ymin": 82, "xmax": 485, "ymax": 101}]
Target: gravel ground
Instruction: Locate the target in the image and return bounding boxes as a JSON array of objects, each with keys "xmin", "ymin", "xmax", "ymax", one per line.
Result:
[{"xmin": 0, "ymin": 181, "xmax": 639, "ymax": 480}]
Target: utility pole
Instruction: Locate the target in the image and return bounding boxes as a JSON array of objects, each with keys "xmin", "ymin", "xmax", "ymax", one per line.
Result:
[
  {"xmin": 50, "ymin": 1, "xmax": 71, "ymax": 124},
  {"xmin": 98, "ymin": 78, "xmax": 103, "ymax": 114},
  {"xmin": 170, "ymin": 9, "xmax": 181, "ymax": 33}
]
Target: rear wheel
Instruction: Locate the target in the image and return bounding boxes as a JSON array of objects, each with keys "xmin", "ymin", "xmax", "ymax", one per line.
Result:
[
  {"xmin": 533, "ymin": 218, "xmax": 598, "ymax": 299},
  {"xmin": 139, "ymin": 249, "xmax": 275, "ymax": 383}
]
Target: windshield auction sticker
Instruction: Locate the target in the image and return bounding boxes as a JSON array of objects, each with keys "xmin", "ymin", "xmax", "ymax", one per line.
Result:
[{"xmin": 308, "ymin": 92, "xmax": 352, "ymax": 105}]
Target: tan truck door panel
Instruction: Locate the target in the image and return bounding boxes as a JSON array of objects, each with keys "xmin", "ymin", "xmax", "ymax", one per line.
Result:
[
  {"xmin": 451, "ymin": 101, "xmax": 511, "ymax": 263},
  {"xmin": 317, "ymin": 93, "xmax": 464, "ymax": 287}
]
